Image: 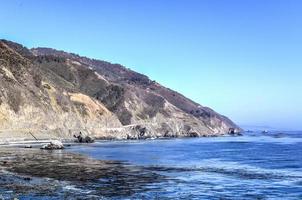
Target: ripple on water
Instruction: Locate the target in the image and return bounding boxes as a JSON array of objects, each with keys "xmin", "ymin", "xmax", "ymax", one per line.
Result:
[{"xmin": 0, "ymin": 134, "xmax": 302, "ymax": 199}]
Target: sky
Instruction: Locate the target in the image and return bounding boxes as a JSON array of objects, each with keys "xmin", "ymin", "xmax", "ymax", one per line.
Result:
[{"xmin": 1, "ymin": 0, "xmax": 302, "ymax": 130}]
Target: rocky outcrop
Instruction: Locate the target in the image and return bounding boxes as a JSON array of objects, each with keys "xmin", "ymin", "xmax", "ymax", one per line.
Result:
[
  {"xmin": 0, "ymin": 39, "xmax": 241, "ymax": 141},
  {"xmin": 41, "ymin": 140, "xmax": 64, "ymax": 150},
  {"xmin": 74, "ymin": 132, "xmax": 95, "ymax": 143}
]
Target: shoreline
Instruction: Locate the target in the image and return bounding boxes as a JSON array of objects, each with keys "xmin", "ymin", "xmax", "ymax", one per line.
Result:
[
  {"xmin": 0, "ymin": 134, "xmax": 240, "ymax": 148},
  {"xmin": 0, "ymin": 139, "xmax": 74, "ymax": 147}
]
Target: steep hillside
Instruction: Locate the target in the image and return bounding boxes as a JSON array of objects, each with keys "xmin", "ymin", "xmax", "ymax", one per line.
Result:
[{"xmin": 0, "ymin": 39, "xmax": 241, "ymax": 141}]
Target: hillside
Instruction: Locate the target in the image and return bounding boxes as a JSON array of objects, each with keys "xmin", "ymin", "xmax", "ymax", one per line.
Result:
[{"xmin": 0, "ymin": 39, "xmax": 241, "ymax": 141}]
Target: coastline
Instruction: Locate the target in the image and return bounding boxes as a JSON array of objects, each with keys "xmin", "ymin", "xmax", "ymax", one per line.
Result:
[
  {"xmin": 0, "ymin": 132, "xmax": 301, "ymax": 199},
  {"xmin": 0, "ymin": 138, "xmax": 75, "ymax": 146},
  {"xmin": 0, "ymin": 133, "xmax": 238, "ymax": 147}
]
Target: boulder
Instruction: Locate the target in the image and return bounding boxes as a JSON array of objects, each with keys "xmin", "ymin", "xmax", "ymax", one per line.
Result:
[
  {"xmin": 74, "ymin": 133, "xmax": 94, "ymax": 143},
  {"xmin": 228, "ymin": 128, "xmax": 242, "ymax": 136},
  {"xmin": 41, "ymin": 140, "xmax": 64, "ymax": 150},
  {"xmin": 228, "ymin": 128, "xmax": 235, "ymax": 134},
  {"xmin": 82, "ymin": 136, "xmax": 94, "ymax": 143}
]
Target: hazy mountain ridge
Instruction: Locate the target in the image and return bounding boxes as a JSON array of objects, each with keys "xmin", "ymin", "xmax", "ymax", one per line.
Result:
[{"xmin": 0, "ymin": 39, "xmax": 241, "ymax": 141}]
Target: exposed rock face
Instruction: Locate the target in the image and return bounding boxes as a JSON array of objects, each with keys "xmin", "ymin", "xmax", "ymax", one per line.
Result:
[{"xmin": 0, "ymin": 39, "xmax": 241, "ymax": 141}]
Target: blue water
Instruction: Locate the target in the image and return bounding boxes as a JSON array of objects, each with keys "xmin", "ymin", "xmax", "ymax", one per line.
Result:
[
  {"xmin": 65, "ymin": 131, "xmax": 302, "ymax": 199},
  {"xmin": 1, "ymin": 131, "xmax": 302, "ymax": 199}
]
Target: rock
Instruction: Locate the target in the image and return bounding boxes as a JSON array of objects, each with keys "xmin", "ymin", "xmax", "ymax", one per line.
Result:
[
  {"xmin": 23, "ymin": 177, "xmax": 31, "ymax": 181},
  {"xmin": 74, "ymin": 133, "xmax": 94, "ymax": 143},
  {"xmin": 228, "ymin": 128, "xmax": 242, "ymax": 136},
  {"xmin": 83, "ymin": 136, "xmax": 94, "ymax": 143},
  {"xmin": 41, "ymin": 140, "xmax": 64, "ymax": 150},
  {"xmin": 228, "ymin": 128, "xmax": 235, "ymax": 134},
  {"xmin": 24, "ymin": 145, "xmax": 32, "ymax": 148},
  {"xmin": 188, "ymin": 132, "xmax": 199, "ymax": 137}
]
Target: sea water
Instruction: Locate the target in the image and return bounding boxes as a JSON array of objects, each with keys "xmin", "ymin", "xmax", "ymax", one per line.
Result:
[{"xmin": 1, "ymin": 131, "xmax": 302, "ymax": 199}]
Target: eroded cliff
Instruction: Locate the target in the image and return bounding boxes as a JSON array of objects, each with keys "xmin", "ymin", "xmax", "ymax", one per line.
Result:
[{"xmin": 0, "ymin": 40, "xmax": 241, "ymax": 141}]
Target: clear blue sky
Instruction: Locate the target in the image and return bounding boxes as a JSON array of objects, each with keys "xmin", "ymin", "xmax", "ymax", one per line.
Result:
[{"xmin": 1, "ymin": 0, "xmax": 302, "ymax": 130}]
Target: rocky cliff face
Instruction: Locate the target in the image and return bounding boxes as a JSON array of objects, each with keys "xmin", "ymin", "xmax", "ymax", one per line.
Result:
[{"xmin": 0, "ymin": 39, "xmax": 241, "ymax": 141}]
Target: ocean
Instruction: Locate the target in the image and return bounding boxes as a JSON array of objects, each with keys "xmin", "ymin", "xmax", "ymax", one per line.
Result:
[{"xmin": 0, "ymin": 131, "xmax": 302, "ymax": 199}]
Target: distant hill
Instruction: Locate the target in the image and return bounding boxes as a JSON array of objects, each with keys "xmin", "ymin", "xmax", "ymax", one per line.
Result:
[{"xmin": 0, "ymin": 39, "xmax": 241, "ymax": 141}]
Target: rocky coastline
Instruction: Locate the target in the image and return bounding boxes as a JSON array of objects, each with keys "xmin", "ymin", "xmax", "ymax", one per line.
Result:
[
  {"xmin": 0, "ymin": 145, "xmax": 169, "ymax": 199},
  {"xmin": 0, "ymin": 39, "xmax": 241, "ymax": 141}
]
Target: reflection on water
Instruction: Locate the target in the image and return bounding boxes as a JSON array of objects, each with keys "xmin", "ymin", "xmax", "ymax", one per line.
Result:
[{"xmin": 0, "ymin": 131, "xmax": 302, "ymax": 199}]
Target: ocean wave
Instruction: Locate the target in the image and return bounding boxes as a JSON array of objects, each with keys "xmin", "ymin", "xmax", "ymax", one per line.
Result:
[{"xmin": 146, "ymin": 159, "xmax": 302, "ymax": 183}]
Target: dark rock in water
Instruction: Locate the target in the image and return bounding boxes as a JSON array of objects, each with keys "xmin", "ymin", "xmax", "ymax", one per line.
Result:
[
  {"xmin": 272, "ymin": 133, "xmax": 286, "ymax": 138},
  {"xmin": 40, "ymin": 140, "xmax": 64, "ymax": 150},
  {"xmin": 74, "ymin": 133, "xmax": 94, "ymax": 143},
  {"xmin": 188, "ymin": 132, "xmax": 199, "ymax": 137},
  {"xmin": 82, "ymin": 136, "xmax": 94, "ymax": 143},
  {"xmin": 23, "ymin": 177, "xmax": 31, "ymax": 181},
  {"xmin": 228, "ymin": 128, "xmax": 235, "ymax": 134},
  {"xmin": 228, "ymin": 128, "xmax": 242, "ymax": 136}
]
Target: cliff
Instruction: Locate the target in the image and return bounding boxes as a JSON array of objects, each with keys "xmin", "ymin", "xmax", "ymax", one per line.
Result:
[{"xmin": 0, "ymin": 39, "xmax": 241, "ymax": 141}]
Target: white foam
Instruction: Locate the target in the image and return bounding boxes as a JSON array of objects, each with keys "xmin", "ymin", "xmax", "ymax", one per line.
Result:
[
  {"xmin": 63, "ymin": 184, "xmax": 92, "ymax": 194},
  {"xmin": 172, "ymin": 158, "xmax": 302, "ymax": 186}
]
